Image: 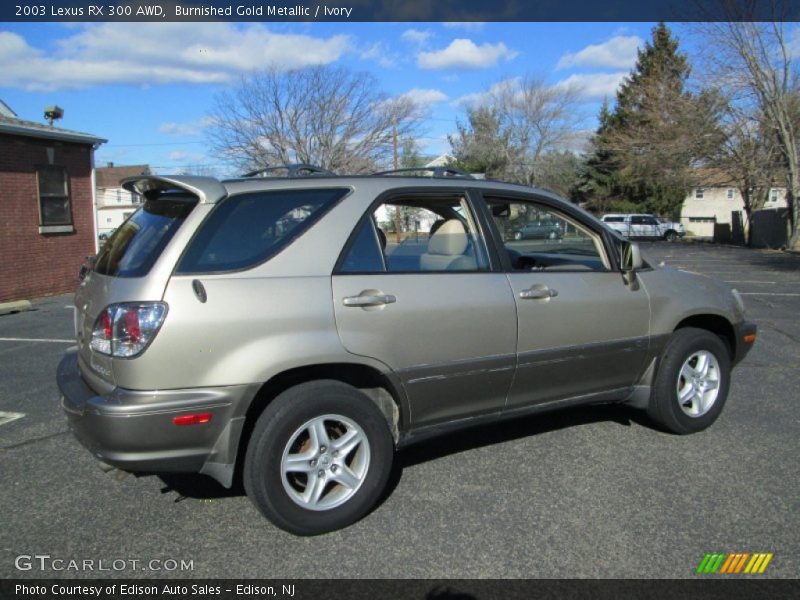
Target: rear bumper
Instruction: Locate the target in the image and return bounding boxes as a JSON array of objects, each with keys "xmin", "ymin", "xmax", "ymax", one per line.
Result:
[
  {"xmin": 733, "ymin": 320, "xmax": 757, "ymax": 366},
  {"xmin": 57, "ymin": 348, "xmax": 256, "ymax": 486}
]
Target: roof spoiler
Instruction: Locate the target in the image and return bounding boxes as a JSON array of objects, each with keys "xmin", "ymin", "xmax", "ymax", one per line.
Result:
[{"xmin": 121, "ymin": 175, "xmax": 227, "ymax": 204}]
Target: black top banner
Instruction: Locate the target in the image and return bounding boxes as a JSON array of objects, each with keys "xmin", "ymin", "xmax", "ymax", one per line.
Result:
[{"xmin": 4, "ymin": 0, "xmax": 800, "ymax": 22}]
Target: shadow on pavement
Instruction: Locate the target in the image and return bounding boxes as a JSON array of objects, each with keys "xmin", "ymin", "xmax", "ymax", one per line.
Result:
[{"xmin": 156, "ymin": 403, "xmax": 651, "ymax": 508}]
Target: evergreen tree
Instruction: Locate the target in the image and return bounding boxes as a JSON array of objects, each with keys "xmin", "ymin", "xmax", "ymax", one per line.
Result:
[
  {"xmin": 448, "ymin": 105, "xmax": 512, "ymax": 179},
  {"xmin": 583, "ymin": 23, "xmax": 717, "ymax": 215}
]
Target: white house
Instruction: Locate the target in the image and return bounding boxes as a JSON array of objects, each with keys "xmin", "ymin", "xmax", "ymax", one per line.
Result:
[
  {"xmin": 681, "ymin": 185, "xmax": 787, "ymax": 238},
  {"xmin": 95, "ymin": 163, "xmax": 150, "ymax": 236}
]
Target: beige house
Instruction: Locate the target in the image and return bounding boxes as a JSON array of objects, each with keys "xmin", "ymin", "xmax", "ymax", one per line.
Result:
[{"xmin": 681, "ymin": 185, "xmax": 787, "ymax": 238}]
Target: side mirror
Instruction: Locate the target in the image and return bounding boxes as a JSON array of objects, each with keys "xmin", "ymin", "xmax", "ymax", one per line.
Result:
[{"xmin": 621, "ymin": 241, "xmax": 643, "ymax": 272}]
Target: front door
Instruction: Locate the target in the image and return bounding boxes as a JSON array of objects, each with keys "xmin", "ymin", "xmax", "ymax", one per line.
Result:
[{"xmin": 480, "ymin": 195, "xmax": 651, "ymax": 408}]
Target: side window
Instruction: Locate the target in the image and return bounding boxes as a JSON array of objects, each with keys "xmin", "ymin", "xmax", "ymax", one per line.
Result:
[
  {"xmin": 339, "ymin": 217, "xmax": 385, "ymax": 273},
  {"xmin": 630, "ymin": 216, "xmax": 645, "ymax": 225},
  {"xmin": 484, "ymin": 197, "xmax": 609, "ymax": 272},
  {"xmin": 177, "ymin": 188, "xmax": 347, "ymax": 274},
  {"xmin": 339, "ymin": 195, "xmax": 490, "ymax": 273},
  {"xmin": 644, "ymin": 217, "xmax": 659, "ymax": 226}
]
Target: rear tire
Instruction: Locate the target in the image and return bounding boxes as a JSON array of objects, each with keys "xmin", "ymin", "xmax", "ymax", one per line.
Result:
[
  {"xmin": 244, "ymin": 380, "xmax": 394, "ymax": 535},
  {"xmin": 647, "ymin": 328, "xmax": 731, "ymax": 434}
]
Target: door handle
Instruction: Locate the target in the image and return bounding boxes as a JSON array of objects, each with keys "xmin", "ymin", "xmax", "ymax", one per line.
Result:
[
  {"xmin": 519, "ymin": 287, "xmax": 558, "ymax": 300},
  {"xmin": 343, "ymin": 294, "xmax": 397, "ymax": 307}
]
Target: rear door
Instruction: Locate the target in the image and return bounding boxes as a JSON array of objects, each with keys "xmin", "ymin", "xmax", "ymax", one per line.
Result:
[
  {"xmin": 477, "ymin": 193, "xmax": 651, "ymax": 407},
  {"xmin": 331, "ymin": 190, "xmax": 518, "ymax": 426}
]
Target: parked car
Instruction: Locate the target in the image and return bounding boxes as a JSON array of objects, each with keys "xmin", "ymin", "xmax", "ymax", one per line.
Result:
[
  {"xmin": 58, "ymin": 166, "xmax": 755, "ymax": 535},
  {"xmin": 601, "ymin": 213, "xmax": 685, "ymax": 241},
  {"xmin": 513, "ymin": 220, "xmax": 562, "ymax": 240}
]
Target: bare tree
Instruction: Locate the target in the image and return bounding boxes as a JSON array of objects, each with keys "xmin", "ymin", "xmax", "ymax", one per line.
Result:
[
  {"xmin": 492, "ymin": 76, "xmax": 584, "ymax": 187},
  {"xmin": 706, "ymin": 96, "xmax": 781, "ymax": 243},
  {"xmin": 450, "ymin": 76, "xmax": 584, "ymax": 187},
  {"xmin": 694, "ymin": 5, "xmax": 800, "ymax": 248},
  {"xmin": 206, "ymin": 65, "xmax": 422, "ymax": 174}
]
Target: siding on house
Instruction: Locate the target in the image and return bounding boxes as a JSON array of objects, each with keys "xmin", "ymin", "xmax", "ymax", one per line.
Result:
[
  {"xmin": 95, "ymin": 164, "xmax": 149, "ymax": 235},
  {"xmin": 681, "ymin": 186, "xmax": 787, "ymax": 238}
]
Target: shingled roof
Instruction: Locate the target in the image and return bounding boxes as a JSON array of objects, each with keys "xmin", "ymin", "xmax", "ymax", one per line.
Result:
[{"xmin": 0, "ymin": 113, "xmax": 106, "ymax": 146}]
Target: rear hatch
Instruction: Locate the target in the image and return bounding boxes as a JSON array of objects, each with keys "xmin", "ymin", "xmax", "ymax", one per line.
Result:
[{"xmin": 75, "ymin": 175, "xmax": 226, "ymax": 388}]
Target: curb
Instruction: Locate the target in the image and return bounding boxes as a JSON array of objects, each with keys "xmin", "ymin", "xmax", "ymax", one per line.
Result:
[{"xmin": 0, "ymin": 300, "xmax": 33, "ymax": 316}]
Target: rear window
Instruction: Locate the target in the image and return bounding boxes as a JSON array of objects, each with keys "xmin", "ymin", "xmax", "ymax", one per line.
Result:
[
  {"xmin": 94, "ymin": 195, "xmax": 196, "ymax": 278},
  {"xmin": 176, "ymin": 188, "xmax": 348, "ymax": 274}
]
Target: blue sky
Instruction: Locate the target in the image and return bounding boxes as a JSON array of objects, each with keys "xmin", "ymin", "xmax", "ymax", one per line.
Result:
[{"xmin": 1, "ymin": 21, "xmax": 690, "ymax": 176}]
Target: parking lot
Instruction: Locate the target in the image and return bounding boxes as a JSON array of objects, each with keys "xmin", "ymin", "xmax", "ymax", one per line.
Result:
[{"xmin": 1, "ymin": 241, "xmax": 798, "ymax": 579}]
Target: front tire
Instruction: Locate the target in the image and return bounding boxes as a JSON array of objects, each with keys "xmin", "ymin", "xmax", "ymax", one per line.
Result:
[
  {"xmin": 244, "ymin": 380, "xmax": 394, "ymax": 535},
  {"xmin": 647, "ymin": 328, "xmax": 731, "ymax": 434},
  {"xmin": 664, "ymin": 230, "xmax": 678, "ymax": 242}
]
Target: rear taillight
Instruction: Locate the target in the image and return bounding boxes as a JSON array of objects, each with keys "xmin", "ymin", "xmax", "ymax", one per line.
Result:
[{"xmin": 90, "ymin": 303, "xmax": 167, "ymax": 358}]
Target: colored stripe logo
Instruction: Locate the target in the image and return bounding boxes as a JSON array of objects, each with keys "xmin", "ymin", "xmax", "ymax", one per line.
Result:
[{"xmin": 696, "ymin": 552, "xmax": 773, "ymax": 574}]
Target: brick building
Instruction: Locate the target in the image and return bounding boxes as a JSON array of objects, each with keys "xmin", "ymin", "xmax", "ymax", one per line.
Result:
[{"xmin": 0, "ymin": 103, "xmax": 106, "ymax": 303}]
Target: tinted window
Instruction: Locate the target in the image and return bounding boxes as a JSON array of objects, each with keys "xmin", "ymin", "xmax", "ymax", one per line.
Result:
[
  {"xmin": 94, "ymin": 196, "xmax": 196, "ymax": 278},
  {"xmin": 603, "ymin": 216, "xmax": 624, "ymax": 223},
  {"xmin": 177, "ymin": 188, "xmax": 347, "ymax": 274},
  {"xmin": 339, "ymin": 218, "xmax": 385, "ymax": 273}
]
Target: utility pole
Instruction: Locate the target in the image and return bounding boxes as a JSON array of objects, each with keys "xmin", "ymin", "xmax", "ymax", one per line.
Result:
[{"xmin": 393, "ymin": 118, "xmax": 402, "ymax": 243}]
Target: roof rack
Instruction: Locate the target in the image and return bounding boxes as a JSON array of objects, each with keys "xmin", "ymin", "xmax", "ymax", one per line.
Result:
[
  {"xmin": 241, "ymin": 164, "xmax": 335, "ymax": 178},
  {"xmin": 371, "ymin": 166, "xmax": 475, "ymax": 179}
]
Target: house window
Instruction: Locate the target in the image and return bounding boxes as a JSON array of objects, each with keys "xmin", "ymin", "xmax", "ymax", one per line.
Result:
[
  {"xmin": 727, "ymin": 189, "xmax": 734, "ymax": 199},
  {"xmin": 37, "ymin": 166, "xmax": 72, "ymax": 232},
  {"xmin": 770, "ymin": 189, "xmax": 778, "ymax": 202},
  {"xmin": 695, "ymin": 188, "xmax": 704, "ymax": 199}
]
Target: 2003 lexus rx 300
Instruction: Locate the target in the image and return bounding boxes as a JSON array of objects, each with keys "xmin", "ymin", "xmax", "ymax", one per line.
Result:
[{"xmin": 58, "ymin": 166, "xmax": 756, "ymax": 535}]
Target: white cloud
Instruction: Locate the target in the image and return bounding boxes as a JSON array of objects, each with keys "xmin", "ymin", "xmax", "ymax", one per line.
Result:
[
  {"xmin": 169, "ymin": 150, "xmax": 188, "ymax": 161},
  {"xmin": 442, "ymin": 23, "xmax": 486, "ymax": 32},
  {"xmin": 556, "ymin": 35, "xmax": 642, "ymax": 70},
  {"xmin": 0, "ymin": 24, "xmax": 351, "ymax": 91},
  {"xmin": 360, "ymin": 42, "xmax": 396, "ymax": 68},
  {"xmin": 555, "ymin": 72, "xmax": 628, "ymax": 99},
  {"xmin": 418, "ymin": 39, "xmax": 517, "ymax": 70},
  {"xmin": 159, "ymin": 117, "xmax": 215, "ymax": 137},
  {"xmin": 452, "ymin": 78, "xmax": 520, "ymax": 107},
  {"xmin": 400, "ymin": 88, "xmax": 448, "ymax": 107},
  {"xmin": 401, "ymin": 29, "xmax": 432, "ymax": 46}
]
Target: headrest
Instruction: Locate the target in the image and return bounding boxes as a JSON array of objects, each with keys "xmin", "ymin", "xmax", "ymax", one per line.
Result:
[{"xmin": 427, "ymin": 219, "xmax": 468, "ymax": 256}]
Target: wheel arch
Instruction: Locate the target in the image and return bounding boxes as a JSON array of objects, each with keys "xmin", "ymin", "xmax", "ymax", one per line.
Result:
[
  {"xmin": 230, "ymin": 362, "xmax": 406, "ymax": 488},
  {"xmin": 674, "ymin": 314, "xmax": 736, "ymax": 360}
]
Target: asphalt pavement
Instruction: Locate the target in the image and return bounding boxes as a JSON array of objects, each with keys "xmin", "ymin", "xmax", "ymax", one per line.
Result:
[{"xmin": 0, "ymin": 241, "xmax": 798, "ymax": 579}]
